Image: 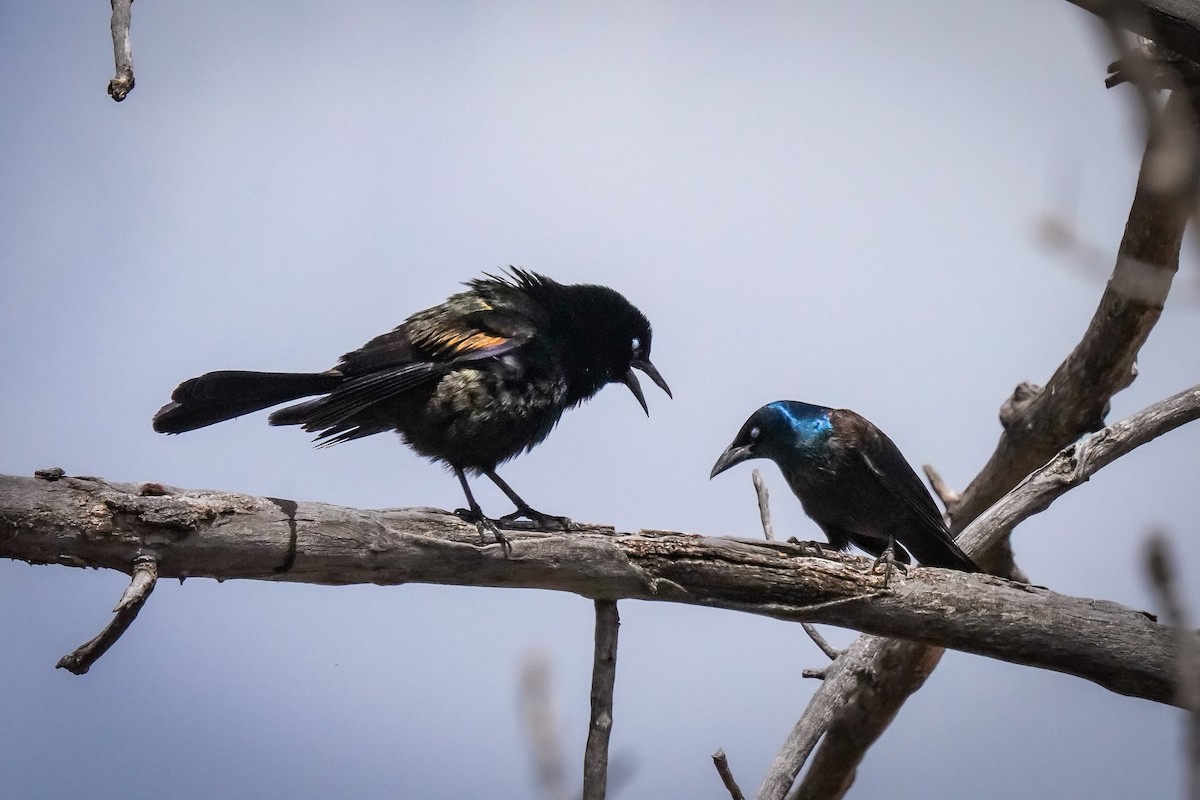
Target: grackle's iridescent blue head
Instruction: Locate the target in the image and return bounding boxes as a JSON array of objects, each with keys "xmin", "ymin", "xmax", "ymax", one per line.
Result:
[{"xmin": 709, "ymin": 401, "xmax": 833, "ymax": 477}]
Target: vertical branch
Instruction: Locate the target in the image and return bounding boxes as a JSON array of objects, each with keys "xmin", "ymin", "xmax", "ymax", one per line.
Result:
[
  {"xmin": 107, "ymin": 0, "xmax": 135, "ymax": 101},
  {"xmin": 752, "ymin": 469, "xmax": 775, "ymax": 541},
  {"xmin": 519, "ymin": 651, "xmax": 570, "ymax": 800},
  {"xmin": 1145, "ymin": 534, "xmax": 1200, "ymax": 800},
  {"xmin": 582, "ymin": 599, "xmax": 620, "ymax": 800}
]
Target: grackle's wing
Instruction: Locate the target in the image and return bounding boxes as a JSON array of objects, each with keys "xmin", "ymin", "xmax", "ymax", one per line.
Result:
[{"xmin": 832, "ymin": 409, "xmax": 976, "ymax": 570}]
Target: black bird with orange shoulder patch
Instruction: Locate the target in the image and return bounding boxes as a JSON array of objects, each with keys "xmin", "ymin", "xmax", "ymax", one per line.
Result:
[
  {"xmin": 710, "ymin": 401, "xmax": 978, "ymax": 572},
  {"xmin": 153, "ymin": 269, "xmax": 671, "ymax": 539}
]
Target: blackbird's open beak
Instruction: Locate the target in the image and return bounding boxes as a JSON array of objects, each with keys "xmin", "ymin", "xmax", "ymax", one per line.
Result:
[
  {"xmin": 622, "ymin": 358, "xmax": 672, "ymax": 416},
  {"xmin": 709, "ymin": 443, "xmax": 754, "ymax": 479}
]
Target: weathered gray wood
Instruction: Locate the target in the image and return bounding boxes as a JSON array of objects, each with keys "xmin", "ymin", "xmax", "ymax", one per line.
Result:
[
  {"xmin": 582, "ymin": 600, "xmax": 620, "ymax": 800},
  {"xmin": 0, "ymin": 472, "xmax": 1191, "ymax": 706},
  {"xmin": 1066, "ymin": 0, "xmax": 1200, "ymax": 69},
  {"xmin": 107, "ymin": 0, "xmax": 135, "ymax": 101}
]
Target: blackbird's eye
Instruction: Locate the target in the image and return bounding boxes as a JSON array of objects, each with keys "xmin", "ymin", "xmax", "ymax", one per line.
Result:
[
  {"xmin": 630, "ymin": 336, "xmax": 642, "ymax": 356},
  {"xmin": 749, "ymin": 426, "xmax": 760, "ymax": 441}
]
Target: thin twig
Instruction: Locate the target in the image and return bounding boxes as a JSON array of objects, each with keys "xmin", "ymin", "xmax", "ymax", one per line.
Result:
[
  {"xmin": 752, "ymin": 469, "xmax": 775, "ymax": 541},
  {"xmin": 712, "ymin": 749, "xmax": 747, "ymax": 800},
  {"xmin": 759, "ymin": 469, "xmax": 842, "ymax": 671},
  {"xmin": 107, "ymin": 0, "xmax": 135, "ymax": 102},
  {"xmin": 801, "ymin": 624, "xmax": 843, "ymax": 661},
  {"xmin": 921, "ymin": 464, "xmax": 960, "ymax": 510},
  {"xmin": 1145, "ymin": 533, "xmax": 1200, "ymax": 800},
  {"xmin": 582, "ymin": 600, "xmax": 620, "ymax": 800},
  {"xmin": 519, "ymin": 651, "xmax": 569, "ymax": 800},
  {"xmin": 56, "ymin": 555, "xmax": 156, "ymax": 674}
]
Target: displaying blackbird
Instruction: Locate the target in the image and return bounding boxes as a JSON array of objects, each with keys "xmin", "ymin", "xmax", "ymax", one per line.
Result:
[
  {"xmin": 710, "ymin": 401, "xmax": 978, "ymax": 572},
  {"xmin": 153, "ymin": 269, "xmax": 671, "ymax": 538}
]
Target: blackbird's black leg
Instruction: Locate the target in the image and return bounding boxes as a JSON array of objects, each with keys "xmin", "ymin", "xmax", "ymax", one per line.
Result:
[
  {"xmin": 483, "ymin": 468, "xmax": 573, "ymax": 531},
  {"xmin": 452, "ymin": 468, "xmax": 511, "ymax": 554}
]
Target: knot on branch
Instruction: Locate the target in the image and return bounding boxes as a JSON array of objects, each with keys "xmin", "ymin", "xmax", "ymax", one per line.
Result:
[
  {"xmin": 107, "ymin": 70, "xmax": 134, "ymax": 102},
  {"xmin": 1106, "ymin": 38, "xmax": 1200, "ymax": 91},
  {"xmin": 999, "ymin": 382, "xmax": 1042, "ymax": 431}
]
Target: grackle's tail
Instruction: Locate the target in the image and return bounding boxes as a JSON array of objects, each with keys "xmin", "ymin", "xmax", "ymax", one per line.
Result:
[
  {"xmin": 906, "ymin": 535, "xmax": 981, "ymax": 573},
  {"xmin": 152, "ymin": 370, "xmax": 342, "ymax": 434}
]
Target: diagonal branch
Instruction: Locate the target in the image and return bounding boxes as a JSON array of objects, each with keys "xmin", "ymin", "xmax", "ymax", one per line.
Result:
[
  {"xmin": 55, "ymin": 554, "xmax": 156, "ymax": 674},
  {"xmin": 713, "ymin": 749, "xmax": 749, "ymax": 800},
  {"xmin": 757, "ymin": 381, "xmax": 1200, "ymax": 798},
  {"xmin": 762, "ymin": 80, "xmax": 1198, "ymax": 799},
  {"xmin": 956, "ymin": 383, "xmax": 1200, "ymax": 557}
]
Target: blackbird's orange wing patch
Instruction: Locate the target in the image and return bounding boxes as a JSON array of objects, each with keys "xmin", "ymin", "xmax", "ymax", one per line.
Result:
[
  {"xmin": 409, "ymin": 310, "xmax": 533, "ymax": 362},
  {"xmin": 424, "ymin": 328, "xmax": 512, "ymax": 357}
]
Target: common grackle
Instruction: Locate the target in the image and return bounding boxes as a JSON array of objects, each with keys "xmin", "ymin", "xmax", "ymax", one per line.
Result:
[
  {"xmin": 154, "ymin": 269, "xmax": 671, "ymax": 539},
  {"xmin": 710, "ymin": 401, "xmax": 978, "ymax": 572}
]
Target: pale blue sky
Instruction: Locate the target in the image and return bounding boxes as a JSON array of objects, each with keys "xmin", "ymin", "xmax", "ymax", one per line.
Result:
[{"xmin": 2, "ymin": 2, "xmax": 1198, "ymax": 798}]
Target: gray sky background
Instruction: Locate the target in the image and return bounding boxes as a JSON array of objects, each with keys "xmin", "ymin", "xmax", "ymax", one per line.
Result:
[{"xmin": 3, "ymin": 2, "xmax": 1199, "ymax": 798}]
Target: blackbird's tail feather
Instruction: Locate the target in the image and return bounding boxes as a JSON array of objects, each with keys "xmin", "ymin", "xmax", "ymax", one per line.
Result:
[{"xmin": 152, "ymin": 370, "xmax": 342, "ymax": 434}]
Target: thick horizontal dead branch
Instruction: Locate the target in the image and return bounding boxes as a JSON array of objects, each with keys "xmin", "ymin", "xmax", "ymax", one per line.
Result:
[{"xmin": 0, "ymin": 472, "xmax": 1189, "ymax": 705}]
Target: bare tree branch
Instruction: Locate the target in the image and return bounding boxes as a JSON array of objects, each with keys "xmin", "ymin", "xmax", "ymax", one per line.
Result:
[
  {"xmin": 107, "ymin": 0, "xmax": 135, "ymax": 102},
  {"xmin": 950, "ymin": 95, "xmax": 1191, "ymax": 540},
  {"xmin": 957, "ymin": 383, "xmax": 1200, "ymax": 557},
  {"xmin": 767, "ymin": 383, "xmax": 1200, "ymax": 799},
  {"xmin": 55, "ymin": 554, "xmax": 156, "ymax": 674},
  {"xmin": 1145, "ymin": 534, "xmax": 1200, "ymax": 800},
  {"xmin": 520, "ymin": 651, "xmax": 571, "ymax": 800},
  {"xmin": 2, "ymin": 454, "xmax": 1197, "ymax": 705},
  {"xmin": 1066, "ymin": 0, "xmax": 1200, "ymax": 68},
  {"xmin": 583, "ymin": 600, "xmax": 620, "ymax": 800},
  {"xmin": 752, "ymin": 469, "xmax": 775, "ymax": 541},
  {"xmin": 761, "ymin": 74, "xmax": 1197, "ymax": 793},
  {"xmin": 921, "ymin": 464, "xmax": 960, "ymax": 510},
  {"xmin": 713, "ymin": 749, "xmax": 748, "ymax": 800},
  {"xmin": 800, "ymin": 624, "xmax": 842, "ymax": 663}
]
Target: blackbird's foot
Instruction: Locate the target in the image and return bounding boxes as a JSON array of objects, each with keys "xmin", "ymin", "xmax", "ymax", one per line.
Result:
[
  {"xmin": 454, "ymin": 507, "xmax": 512, "ymax": 557},
  {"xmin": 499, "ymin": 507, "xmax": 573, "ymax": 531}
]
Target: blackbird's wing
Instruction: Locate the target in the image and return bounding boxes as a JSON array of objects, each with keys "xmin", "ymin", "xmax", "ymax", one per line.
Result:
[{"xmin": 293, "ymin": 299, "xmax": 540, "ymax": 437}]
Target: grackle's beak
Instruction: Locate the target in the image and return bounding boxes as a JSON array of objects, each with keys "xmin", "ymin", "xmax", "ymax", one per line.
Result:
[
  {"xmin": 623, "ymin": 358, "xmax": 672, "ymax": 416},
  {"xmin": 709, "ymin": 443, "xmax": 754, "ymax": 479}
]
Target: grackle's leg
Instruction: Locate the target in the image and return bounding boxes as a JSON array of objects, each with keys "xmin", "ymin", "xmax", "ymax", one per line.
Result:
[{"xmin": 869, "ymin": 536, "xmax": 909, "ymax": 587}]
